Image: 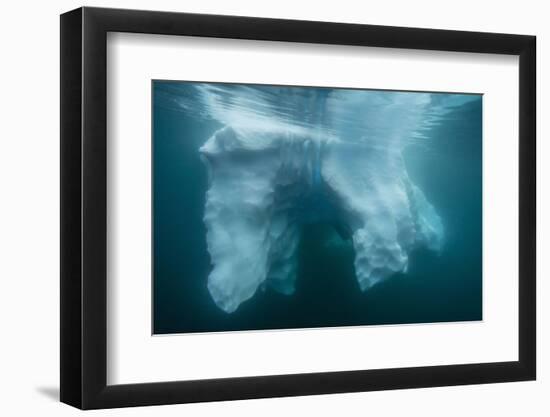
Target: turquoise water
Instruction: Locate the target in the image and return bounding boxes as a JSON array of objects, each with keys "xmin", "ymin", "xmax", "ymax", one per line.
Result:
[{"xmin": 153, "ymin": 81, "xmax": 482, "ymax": 334}]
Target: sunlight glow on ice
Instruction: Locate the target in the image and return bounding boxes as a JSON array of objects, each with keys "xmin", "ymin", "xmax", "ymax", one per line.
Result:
[{"xmin": 182, "ymin": 85, "xmax": 457, "ymax": 312}]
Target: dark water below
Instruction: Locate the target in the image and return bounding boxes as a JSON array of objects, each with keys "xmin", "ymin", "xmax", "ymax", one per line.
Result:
[{"xmin": 153, "ymin": 82, "xmax": 482, "ymax": 334}]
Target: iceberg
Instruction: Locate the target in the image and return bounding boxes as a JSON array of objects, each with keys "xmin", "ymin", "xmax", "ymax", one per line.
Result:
[{"xmin": 200, "ymin": 125, "xmax": 444, "ymax": 313}]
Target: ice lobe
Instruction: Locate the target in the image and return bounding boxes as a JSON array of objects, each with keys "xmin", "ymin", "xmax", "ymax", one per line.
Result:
[{"xmin": 200, "ymin": 126, "xmax": 443, "ymax": 313}]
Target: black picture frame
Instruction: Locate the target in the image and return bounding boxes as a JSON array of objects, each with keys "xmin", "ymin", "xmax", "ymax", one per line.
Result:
[{"xmin": 60, "ymin": 6, "xmax": 536, "ymax": 410}]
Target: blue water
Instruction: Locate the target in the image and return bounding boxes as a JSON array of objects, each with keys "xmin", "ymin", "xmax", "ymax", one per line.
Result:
[{"xmin": 153, "ymin": 81, "xmax": 482, "ymax": 334}]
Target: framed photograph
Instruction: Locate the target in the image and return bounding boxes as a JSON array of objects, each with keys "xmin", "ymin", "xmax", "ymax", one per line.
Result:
[{"xmin": 60, "ymin": 6, "xmax": 536, "ymax": 409}]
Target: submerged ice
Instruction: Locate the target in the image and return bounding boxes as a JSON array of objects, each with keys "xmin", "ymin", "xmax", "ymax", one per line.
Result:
[
  {"xmin": 160, "ymin": 84, "xmax": 466, "ymax": 313},
  {"xmin": 200, "ymin": 125, "xmax": 444, "ymax": 313}
]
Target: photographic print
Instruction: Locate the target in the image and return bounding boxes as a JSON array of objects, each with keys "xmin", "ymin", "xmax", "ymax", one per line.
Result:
[{"xmin": 153, "ymin": 81, "xmax": 482, "ymax": 334}]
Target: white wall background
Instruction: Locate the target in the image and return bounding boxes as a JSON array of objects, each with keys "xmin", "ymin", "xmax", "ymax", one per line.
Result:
[{"xmin": 0, "ymin": 0, "xmax": 545, "ymax": 415}]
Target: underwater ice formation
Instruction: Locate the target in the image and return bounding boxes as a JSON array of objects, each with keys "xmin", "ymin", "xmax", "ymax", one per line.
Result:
[{"xmin": 199, "ymin": 126, "xmax": 444, "ymax": 313}]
